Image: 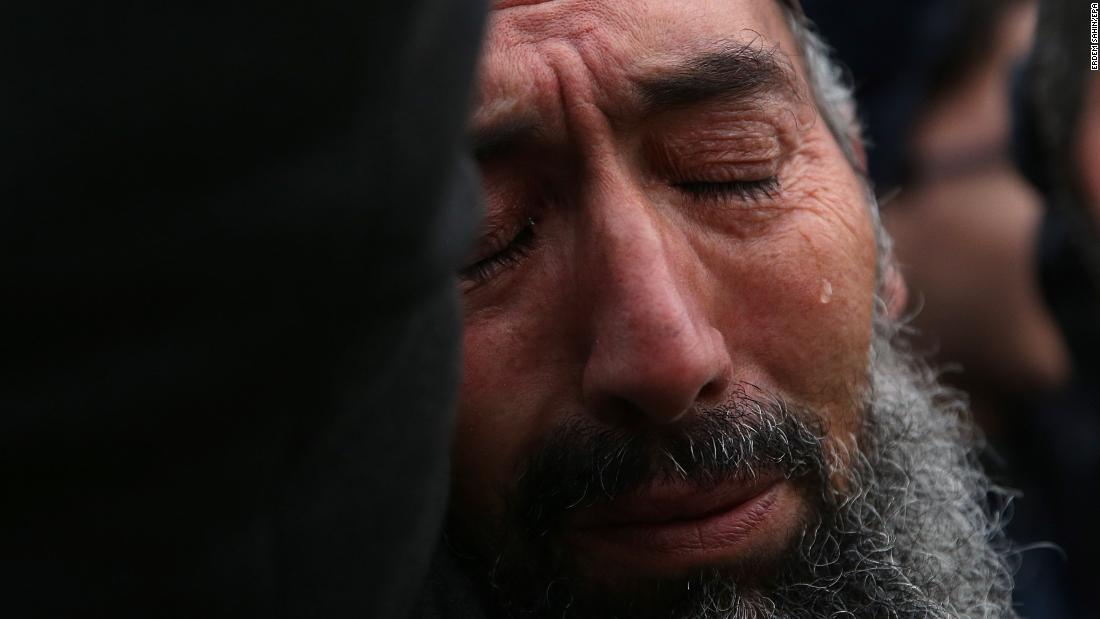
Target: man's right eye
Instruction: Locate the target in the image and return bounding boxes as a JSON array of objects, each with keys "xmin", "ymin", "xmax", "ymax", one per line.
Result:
[{"xmin": 459, "ymin": 218, "xmax": 538, "ymax": 287}]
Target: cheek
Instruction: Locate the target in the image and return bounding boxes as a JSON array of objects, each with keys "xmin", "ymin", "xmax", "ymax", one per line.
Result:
[
  {"xmin": 704, "ymin": 165, "xmax": 877, "ymax": 433},
  {"xmin": 758, "ymin": 222, "xmax": 875, "ymax": 389},
  {"xmin": 453, "ymin": 324, "xmax": 530, "ymax": 520},
  {"xmin": 453, "ymin": 293, "xmax": 576, "ymax": 525}
]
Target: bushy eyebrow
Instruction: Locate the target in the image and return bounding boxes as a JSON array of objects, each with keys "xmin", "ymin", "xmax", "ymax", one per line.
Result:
[{"xmin": 636, "ymin": 44, "xmax": 802, "ymax": 111}]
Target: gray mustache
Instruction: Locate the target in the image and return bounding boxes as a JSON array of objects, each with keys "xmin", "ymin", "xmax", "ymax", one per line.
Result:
[{"xmin": 511, "ymin": 385, "xmax": 829, "ymax": 536}]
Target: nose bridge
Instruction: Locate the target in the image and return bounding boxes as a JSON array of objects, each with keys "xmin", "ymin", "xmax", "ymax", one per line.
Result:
[
  {"xmin": 558, "ymin": 60, "xmax": 688, "ymax": 324},
  {"xmin": 540, "ymin": 46, "xmax": 730, "ymax": 425},
  {"xmin": 551, "ymin": 52, "xmax": 703, "ymax": 346},
  {"xmin": 577, "ymin": 166, "xmax": 731, "ymax": 425},
  {"xmin": 581, "ymin": 174, "xmax": 692, "ymax": 340}
]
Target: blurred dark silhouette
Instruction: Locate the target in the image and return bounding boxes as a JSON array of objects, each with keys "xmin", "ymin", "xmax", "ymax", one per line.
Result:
[
  {"xmin": 1019, "ymin": 0, "xmax": 1100, "ymax": 373},
  {"xmin": 805, "ymin": 0, "xmax": 1100, "ymax": 617},
  {"xmin": 0, "ymin": 2, "xmax": 486, "ymax": 617},
  {"xmin": 886, "ymin": 0, "xmax": 1070, "ymax": 406},
  {"xmin": 1014, "ymin": 1, "xmax": 1100, "ymax": 616}
]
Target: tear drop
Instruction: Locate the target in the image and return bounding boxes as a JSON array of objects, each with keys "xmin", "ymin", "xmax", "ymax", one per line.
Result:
[{"xmin": 819, "ymin": 279, "xmax": 833, "ymax": 304}]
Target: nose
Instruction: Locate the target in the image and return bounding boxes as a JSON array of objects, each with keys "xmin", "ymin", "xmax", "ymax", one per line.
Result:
[{"xmin": 578, "ymin": 174, "xmax": 733, "ymax": 427}]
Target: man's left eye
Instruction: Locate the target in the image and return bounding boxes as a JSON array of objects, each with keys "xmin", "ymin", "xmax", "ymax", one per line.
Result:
[{"xmin": 674, "ymin": 177, "xmax": 780, "ymax": 202}]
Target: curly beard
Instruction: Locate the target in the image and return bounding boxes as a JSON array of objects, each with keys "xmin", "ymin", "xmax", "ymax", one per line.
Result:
[{"xmin": 447, "ymin": 316, "xmax": 1017, "ymax": 619}]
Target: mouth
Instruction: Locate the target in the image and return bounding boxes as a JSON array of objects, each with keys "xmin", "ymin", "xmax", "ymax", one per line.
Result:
[{"xmin": 565, "ymin": 473, "xmax": 801, "ymax": 576}]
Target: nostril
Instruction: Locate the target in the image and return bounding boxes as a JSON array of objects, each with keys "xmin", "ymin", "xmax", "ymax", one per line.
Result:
[{"xmin": 696, "ymin": 375, "xmax": 727, "ymax": 403}]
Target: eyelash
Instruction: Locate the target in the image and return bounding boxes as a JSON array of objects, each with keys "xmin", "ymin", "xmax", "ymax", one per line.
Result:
[
  {"xmin": 459, "ymin": 217, "xmax": 538, "ymax": 286},
  {"xmin": 675, "ymin": 177, "xmax": 781, "ymax": 202},
  {"xmin": 460, "ymin": 177, "xmax": 779, "ymax": 286}
]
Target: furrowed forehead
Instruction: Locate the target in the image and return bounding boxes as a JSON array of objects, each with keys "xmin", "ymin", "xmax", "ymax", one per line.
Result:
[{"xmin": 472, "ymin": 0, "xmax": 809, "ymax": 158}]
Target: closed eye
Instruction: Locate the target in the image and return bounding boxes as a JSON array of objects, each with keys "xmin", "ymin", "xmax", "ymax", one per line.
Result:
[
  {"xmin": 674, "ymin": 177, "xmax": 780, "ymax": 202},
  {"xmin": 459, "ymin": 217, "xmax": 538, "ymax": 287}
]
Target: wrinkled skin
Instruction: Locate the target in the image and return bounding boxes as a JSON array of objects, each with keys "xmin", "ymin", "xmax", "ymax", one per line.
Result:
[{"xmin": 451, "ymin": 0, "xmax": 876, "ymax": 597}]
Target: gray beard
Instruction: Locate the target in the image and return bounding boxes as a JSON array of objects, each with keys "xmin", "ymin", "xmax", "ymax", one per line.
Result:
[
  {"xmin": 667, "ymin": 317, "xmax": 1018, "ymax": 619},
  {"xmin": 459, "ymin": 316, "xmax": 1017, "ymax": 619}
]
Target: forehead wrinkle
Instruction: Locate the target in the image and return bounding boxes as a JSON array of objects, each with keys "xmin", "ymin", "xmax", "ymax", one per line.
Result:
[
  {"xmin": 473, "ymin": 33, "xmax": 632, "ymax": 164},
  {"xmin": 541, "ymin": 41, "xmax": 626, "ymax": 166},
  {"xmin": 471, "ymin": 35, "xmax": 566, "ymax": 157},
  {"xmin": 489, "ymin": 0, "xmax": 636, "ymax": 42},
  {"xmin": 473, "ymin": 1, "xmax": 814, "ymax": 159}
]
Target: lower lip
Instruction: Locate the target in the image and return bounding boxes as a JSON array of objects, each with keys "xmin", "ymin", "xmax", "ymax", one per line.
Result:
[{"xmin": 567, "ymin": 480, "xmax": 789, "ymax": 572}]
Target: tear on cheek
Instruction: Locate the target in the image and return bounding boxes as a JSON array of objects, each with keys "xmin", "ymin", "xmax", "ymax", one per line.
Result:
[{"xmin": 819, "ymin": 278, "xmax": 833, "ymax": 304}]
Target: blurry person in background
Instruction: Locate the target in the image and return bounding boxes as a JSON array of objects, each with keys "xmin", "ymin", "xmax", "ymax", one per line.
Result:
[
  {"xmin": 806, "ymin": 0, "xmax": 1100, "ymax": 617},
  {"xmin": 1021, "ymin": 0, "xmax": 1100, "ymax": 374},
  {"xmin": 881, "ymin": 0, "xmax": 1070, "ymax": 425},
  {"xmin": 1015, "ymin": 0, "xmax": 1100, "ymax": 615},
  {"xmin": 1080, "ymin": 71, "xmax": 1100, "ymax": 226},
  {"xmin": 1080, "ymin": 70, "xmax": 1100, "ymax": 225}
]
